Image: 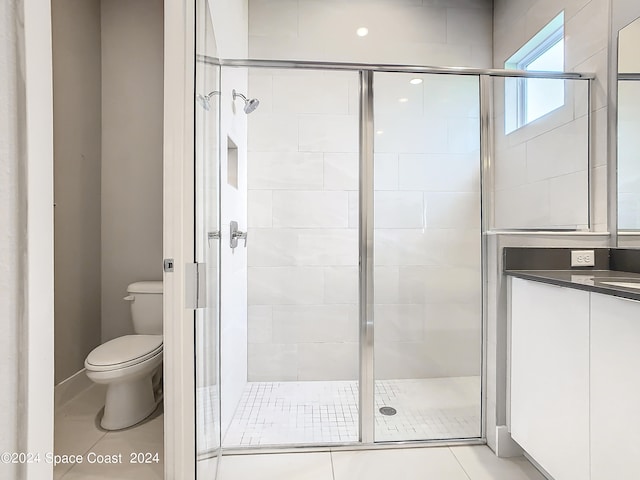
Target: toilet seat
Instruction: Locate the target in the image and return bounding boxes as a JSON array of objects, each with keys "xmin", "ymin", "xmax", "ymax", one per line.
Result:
[{"xmin": 86, "ymin": 335, "xmax": 163, "ymax": 372}]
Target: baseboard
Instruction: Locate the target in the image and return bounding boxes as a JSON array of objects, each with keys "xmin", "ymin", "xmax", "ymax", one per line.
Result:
[{"xmin": 55, "ymin": 369, "xmax": 92, "ymax": 410}]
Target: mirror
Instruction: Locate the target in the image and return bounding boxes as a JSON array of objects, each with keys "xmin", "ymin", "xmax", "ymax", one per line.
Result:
[{"xmin": 617, "ymin": 17, "xmax": 640, "ymax": 230}]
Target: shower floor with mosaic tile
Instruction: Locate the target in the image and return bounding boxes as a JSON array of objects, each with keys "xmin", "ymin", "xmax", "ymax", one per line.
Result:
[{"xmin": 222, "ymin": 376, "xmax": 480, "ymax": 447}]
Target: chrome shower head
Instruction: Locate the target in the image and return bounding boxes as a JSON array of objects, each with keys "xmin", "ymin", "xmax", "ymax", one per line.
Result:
[
  {"xmin": 232, "ymin": 89, "xmax": 260, "ymax": 114},
  {"xmin": 196, "ymin": 90, "xmax": 220, "ymax": 111}
]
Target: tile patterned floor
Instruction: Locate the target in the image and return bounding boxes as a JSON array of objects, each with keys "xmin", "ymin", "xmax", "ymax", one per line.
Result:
[
  {"xmin": 54, "ymin": 384, "xmax": 164, "ymax": 479},
  {"xmin": 223, "ymin": 376, "xmax": 481, "ymax": 447},
  {"xmin": 57, "ymin": 382, "xmax": 544, "ymax": 480},
  {"xmin": 216, "ymin": 446, "xmax": 548, "ymax": 480}
]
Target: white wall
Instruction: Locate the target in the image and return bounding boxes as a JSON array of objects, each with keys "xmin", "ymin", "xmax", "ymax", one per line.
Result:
[
  {"xmin": 373, "ymin": 72, "xmax": 481, "ymax": 380},
  {"xmin": 246, "ymin": 69, "xmax": 361, "ymax": 381},
  {"xmin": 1, "ymin": 0, "xmax": 55, "ymax": 476},
  {"xmin": 249, "ymin": 0, "xmax": 492, "ymax": 66},
  {"xmin": 209, "ymin": 0, "xmax": 249, "ymax": 58},
  {"xmin": 101, "ymin": 0, "xmax": 164, "ymax": 342},
  {"xmin": 51, "ymin": 0, "xmax": 103, "ymax": 385},
  {"xmin": 493, "ymin": 0, "xmax": 609, "ymax": 233},
  {"xmin": 493, "ymin": 76, "xmax": 590, "ymax": 229},
  {"xmin": 0, "ymin": 1, "xmax": 24, "ymax": 475},
  {"xmin": 246, "ymin": 0, "xmax": 490, "ymax": 381}
]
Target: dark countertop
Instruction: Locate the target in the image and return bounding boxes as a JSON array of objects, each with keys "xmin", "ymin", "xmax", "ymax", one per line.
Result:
[
  {"xmin": 503, "ymin": 247, "xmax": 640, "ymax": 302},
  {"xmin": 505, "ymin": 269, "xmax": 640, "ymax": 302}
]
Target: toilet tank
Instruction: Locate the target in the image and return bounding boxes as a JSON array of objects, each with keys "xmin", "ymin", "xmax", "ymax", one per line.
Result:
[{"xmin": 127, "ymin": 281, "xmax": 163, "ymax": 335}]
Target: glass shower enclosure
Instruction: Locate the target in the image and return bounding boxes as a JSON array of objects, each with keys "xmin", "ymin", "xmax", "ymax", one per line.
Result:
[
  {"xmin": 207, "ymin": 64, "xmax": 485, "ymax": 449},
  {"xmin": 193, "ymin": 8, "xmax": 592, "ymax": 461}
]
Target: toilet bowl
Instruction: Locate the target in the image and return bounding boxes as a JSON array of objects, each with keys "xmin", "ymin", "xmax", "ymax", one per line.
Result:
[{"xmin": 85, "ymin": 281, "xmax": 163, "ymax": 430}]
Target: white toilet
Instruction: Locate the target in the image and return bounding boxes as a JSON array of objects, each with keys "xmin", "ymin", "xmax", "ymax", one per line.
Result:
[{"xmin": 85, "ymin": 281, "xmax": 163, "ymax": 430}]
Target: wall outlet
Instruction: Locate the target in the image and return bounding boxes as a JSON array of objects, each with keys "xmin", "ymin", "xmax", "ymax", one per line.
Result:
[{"xmin": 571, "ymin": 250, "xmax": 595, "ymax": 267}]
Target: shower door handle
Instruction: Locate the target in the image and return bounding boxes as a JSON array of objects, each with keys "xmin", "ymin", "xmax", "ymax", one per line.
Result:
[{"xmin": 230, "ymin": 221, "xmax": 248, "ymax": 249}]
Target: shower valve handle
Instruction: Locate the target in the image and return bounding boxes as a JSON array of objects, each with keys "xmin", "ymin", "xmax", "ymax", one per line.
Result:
[
  {"xmin": 233, "ymin": 230, "xmax": 248, "ymax": 247},
  {"xmin": 230, "ymin": 221, "xmax": 248, "ymax": 249}
]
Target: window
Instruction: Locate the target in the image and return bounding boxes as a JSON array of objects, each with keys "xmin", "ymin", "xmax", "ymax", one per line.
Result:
[{"xmin": 504, "ymin": 12, "xmax": 565, "ymax": 134}]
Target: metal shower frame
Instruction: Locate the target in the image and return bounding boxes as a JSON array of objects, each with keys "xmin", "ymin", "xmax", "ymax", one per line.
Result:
[{"xmin": 199, "ymin": 55, "xmax": 593, "ymax": 454}]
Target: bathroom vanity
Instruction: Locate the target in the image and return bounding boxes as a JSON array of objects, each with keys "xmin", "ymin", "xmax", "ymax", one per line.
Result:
[{"xmin": 504, "ymin": 247, "xmax": 640, "ymax": 480}]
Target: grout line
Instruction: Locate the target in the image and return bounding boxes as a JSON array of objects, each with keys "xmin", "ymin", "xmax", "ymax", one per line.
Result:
[
  {"xmin": 329, "ymin": 449, "xmax": 337, "ymax": 480},
  {"xmin": 449, "ymin": 446, "xmax": 473, "ymax": 480},
  {"xmin": 58, "ymin": 430, "xmax": 108, "ymax": 479}
]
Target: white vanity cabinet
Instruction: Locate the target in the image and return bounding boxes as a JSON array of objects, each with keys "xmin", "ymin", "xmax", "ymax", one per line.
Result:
[
  {"xmin": 509, "ymin": 277, "xmax": 590, "ymax": 480},
  {"xmin": 590, "ymin": 292, "xmax": 640, "ymax": 480}
]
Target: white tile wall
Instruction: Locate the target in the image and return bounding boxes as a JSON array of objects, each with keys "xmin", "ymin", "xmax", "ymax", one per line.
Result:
[
  {"xmin": 324, "ymin": 153, "xmax": 358, "ymax": 191},
  {"xmin": 495, "ymin": 182, "xmax": 551, "ymax": 228},
  {"xmin": 397, "ymin": 265, "xmax": 482, "ymax": 305},
  {"xmin": 374, "ymin": 229, "xmax": 450, "ymax": 266},
  {"xmin": 493, "ymin": 0, "xmax": 606, "ymax": 230},
  {"xmin": 249, "ymin": 0, "xmax": 298, "ymax": 39},
  {"xmin": 248, "ymin": 152, "xmax": 324, "ymax": 190},
  {"xmin": 273, "ymin": 74, "xmax": 350, "ymax": 115},
  {"xmin": 247, "ymin": 1, "xmax": 490, "ymax": 381},
  {"xmin": 248, "ymin": 344, "xmax": 299, "ymax": 381},
  {"xmin": 323, "ymin": 266, "xmax": 358, "ymax": 304},
  {"xmin": 248, "ymin": 306, "xmax": 272, "ymax": 344},
  {"xmin": 248, "ymin": 228, "xmax": 358, "ymax": 267},
  {"xmin": 247, "ymin": 69, "xmax": 483, "ymax": 380},
  {"xmin": 424, "ymin": 192, "xmax": 481, "ymax": 229},
  {"xmin": 271, "ymin": 305, "xmax": 358, "ymax": 343},
  {"xmin": 248, "ymin": 267, "xmax": 325, "ymax": 305},
  {"xmin": 247, "ymin": 190, "xmax": 272, "ymax": 227},
  {"xmin": 398, "ymin": 154, "xmax": 480, "ymax": 192},
  {"xmin": 374, "ymin": 154, "xmax": 399, "ymax": 190},
  {"xmin": 298, "ymin": 343, "xmax": 359, "ymax": 380},
  {"xmin": 549, "ymin": 170, "xmax": 589, "ymax": 226},
  {"xmin": 525, "ymin": 116, "xmax": 588, "ymax": 183},
  {"xmin": 348, "ymin": 191, "xmax": 359, "ymax": 228},
  {"xmin": 248, "ymin": 114, "xmax": 298, "ymax": 152},
  {"xmin": 249, "ymin": 0, "xmax": 492, "ymax": 67},
  {"xmin": 375, "ymin": 304, "xmax": 425, "ymax": 342},
  {"xmin": 374, "ymin": 191, "xmax": 425, "ymax": 229},
  {"xmin": 493, "ymin": 81, "xmax": 590, "ymax": 229},
  {"xmin": 374, "ymin": 266, "xmax": 400, "ymax": 304},
  {"xmin": 272, "ymin": 191, "xmax": 349, "ymax": 228},
  {"xmin": 298, "ymin": 115, "xmax": 359, "ymax": 153}
]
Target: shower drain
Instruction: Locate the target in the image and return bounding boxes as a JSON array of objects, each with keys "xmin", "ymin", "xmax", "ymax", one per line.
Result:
[{"xmin": 379, "ymin": 406, "xmax": 397, "ymax": 416}]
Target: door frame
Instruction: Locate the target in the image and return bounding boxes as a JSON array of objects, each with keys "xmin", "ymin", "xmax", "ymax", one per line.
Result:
[
  {"xmin": 21, "ymin": 0, "xmax": 55, "ymax": 478},
  {"xmin": 163, "ymin": 0, "xmax": 196, "ymax": 478}
]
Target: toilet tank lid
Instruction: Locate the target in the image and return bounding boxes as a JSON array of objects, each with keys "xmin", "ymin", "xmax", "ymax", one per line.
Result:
[{"xmin": 127, "ymin": 281, "xmax": 163, "ymax": 294}]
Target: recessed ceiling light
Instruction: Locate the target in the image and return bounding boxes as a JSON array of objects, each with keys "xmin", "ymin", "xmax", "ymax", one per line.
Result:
[
  {"xmin": 356, "ymin": 27, "xmax": 369, "ymax": 37},
  {"xmin": 376, "ymin": 130, "xmax": 384, "ymax": 135},
  {"xmin": 398, "ymin": 98, "xmax": 409, "ymax": 103},
  {"xmin": 410, "ymin": 78, "xmax": 423, "ymax": 85}
]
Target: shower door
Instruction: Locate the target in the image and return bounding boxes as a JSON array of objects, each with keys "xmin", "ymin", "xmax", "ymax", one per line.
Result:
[
  {"xmin": 223, "ymin": 67, "xmax": 362, "ymax": 447},
  {"xmin": 371, "ymin": 72, "xmax": 483, "ymax": 442},
  {"xmin": 195, "ymin": 0, "xmax": 221, "ymax": 470},
  {"xmin": 212, "ymin": 64, "xmax": 483, "ymax": 449}
]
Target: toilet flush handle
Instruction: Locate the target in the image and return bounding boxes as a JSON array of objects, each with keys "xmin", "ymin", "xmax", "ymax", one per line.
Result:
[{"xmin": 123, "ymin": 295, "xmax": 135, "ymax": 301}]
